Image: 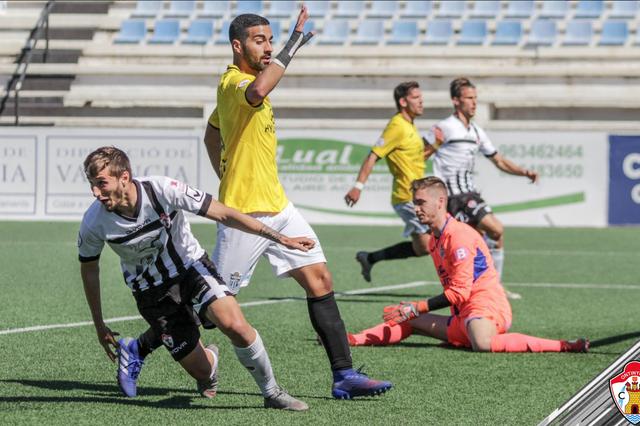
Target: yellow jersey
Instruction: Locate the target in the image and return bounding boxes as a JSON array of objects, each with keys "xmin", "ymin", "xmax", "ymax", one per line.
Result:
[
  {"xmin": 208, "ymin": 65, "xmax": 288, "ymax": 213},
  {"xmin": 371, "ymin": 113, "xmax": 425, "ymax": 205}
]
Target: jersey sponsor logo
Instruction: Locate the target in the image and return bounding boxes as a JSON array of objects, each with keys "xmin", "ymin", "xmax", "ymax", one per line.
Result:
[
  {"xmin": 609, "ymin": 360, "xmax": 640, "ymax": 424},
  {"xmin": 237, "ymin": 79, "xmax": 251, "ymax": 88},
  {"xmin": 185, "ymin": 186, "xmax": 204, "ymax": 202},
  {"xmin": 455, "ymin": 247, "xmax": 468, "ymax": 261},
  {"xmin": 161, "ymin": 333, "xmax": 174, "ymax": 348}
]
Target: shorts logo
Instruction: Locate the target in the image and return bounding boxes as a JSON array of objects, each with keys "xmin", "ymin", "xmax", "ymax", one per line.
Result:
[
  {"xmin": 161, "ymin": 333, "xmax": 174, "ymax": 348},
  {"xmin": 160, "ymin": 213, "xmax": 172, "ymax": 229},
  {"xmin": 609, "ymin": 360, "xmax": 640, "ymax": 424},
  {"xmin": 467, "ymin": 199, "xmax": 478, "ymax": 209},
  {"xmin": 228, "ymin": 272, "xmax": 241, "ymax": 292}
]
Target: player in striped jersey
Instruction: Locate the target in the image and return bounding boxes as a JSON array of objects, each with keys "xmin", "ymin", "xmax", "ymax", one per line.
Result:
[
  {"xmin": 78, "ymin": 146, "xmax": 311, "ymax": 410},
  {"xmin": 424, "ymin": 78, "xmax": 539, "ymax": 299}
]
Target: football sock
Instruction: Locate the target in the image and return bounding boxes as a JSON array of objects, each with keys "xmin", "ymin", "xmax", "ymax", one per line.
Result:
[
  {"xmin": 233, "ymin": 329, "xmax": 279, "ymax": 397},
  {"xmin": 490, "ymin": 333, "xmax": 562, "ymax": 352},
  {"xmin": 203, "ymin": 346, "xmax": 219, "ymax": 379},
  {"xmin": 137, "ymin": 327, "xmax": 162, "ymax": 358},
  {"xmin": 307, "ymin": 292, "xmax": 353, "ymax": 371},
  {"xmin": 349, "ymin": 321, "xmax": 413, "ymax": 346},
  {"xmin": 368, "ymin": 241, "xmax": 417, "ymax": 265},
  {"xmin": 490, "ymin": 247, "xmax": 504, "ymax": 281}
]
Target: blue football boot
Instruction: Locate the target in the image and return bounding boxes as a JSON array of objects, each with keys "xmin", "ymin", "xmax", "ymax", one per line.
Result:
[
  {"xmin": 332, "ymin": 366, "xmax": 392, "ymax": 399},
  {"xmin": 116, "ymin": 337, "xmax": 144, "ymax": 397}
]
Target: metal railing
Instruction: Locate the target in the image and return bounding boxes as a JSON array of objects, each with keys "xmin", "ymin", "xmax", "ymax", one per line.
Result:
[{"xmin": 0, "ymin": 0, "xmax": 55, "ymax": 125}]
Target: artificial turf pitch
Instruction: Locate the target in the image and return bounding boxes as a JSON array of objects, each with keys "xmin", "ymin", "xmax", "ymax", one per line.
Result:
[{"xmin": 0, "ymin": 221, "xmax": 638, "ymax": 425}]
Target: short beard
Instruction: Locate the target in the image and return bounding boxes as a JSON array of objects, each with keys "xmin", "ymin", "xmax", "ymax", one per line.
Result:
[{"xmin": 242, "ymin": 45, "xmax": 266, "ymax": 72}]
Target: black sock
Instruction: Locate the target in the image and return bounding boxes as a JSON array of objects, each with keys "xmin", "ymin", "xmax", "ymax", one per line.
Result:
[
  {"xmin": 307, "ymin": 292, "xmax": 352, "ymax": 372},
  {"xmin": 368, "ymin": 241, "xmax": 417, "ymax": 265},
  {"xmin": 137, "ymin": 327, "xmax": 162, "ymax": 359}
]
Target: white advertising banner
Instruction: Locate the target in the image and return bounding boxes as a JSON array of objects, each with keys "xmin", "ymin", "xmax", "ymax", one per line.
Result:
[{"xmin": 0, "ymin": 127, "xmax": 607, "ymax": 227}]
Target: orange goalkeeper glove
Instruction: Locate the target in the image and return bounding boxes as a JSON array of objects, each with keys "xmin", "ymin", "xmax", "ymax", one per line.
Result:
[{"xmin": 382, "ymin": 300, "xmax": 429, "ymax": 324}]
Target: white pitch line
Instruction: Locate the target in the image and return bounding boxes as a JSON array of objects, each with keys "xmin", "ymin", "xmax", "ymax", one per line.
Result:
[{"xmin": 0, "ymin": 280, "xmax": 636, "ymax": 336}]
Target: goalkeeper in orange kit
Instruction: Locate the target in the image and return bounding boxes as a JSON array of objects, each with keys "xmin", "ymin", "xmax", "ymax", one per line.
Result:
[{"xmin": 348, "ymin": 176, "xmax": 589, "ymax": 353}]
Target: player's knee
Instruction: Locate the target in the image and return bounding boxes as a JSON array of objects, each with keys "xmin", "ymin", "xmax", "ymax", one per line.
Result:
[
  {"xmin": 216, "ymin": 315, "xmax": 251, "ymax": 342},
  {"xmin": 471, "ymin": 338, "xmax": 492, "ymax": 352}
]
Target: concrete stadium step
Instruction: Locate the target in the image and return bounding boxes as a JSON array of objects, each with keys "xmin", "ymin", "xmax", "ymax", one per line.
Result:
[
  {"xmin": 24, "ymin": 49, "xmax": 82, "ymax": 64},
  {"xmin": 7, "ymin": 105, "xmax": 201, "ymax": 118},
  {"xmin": 50, "ymin": 1, "xmax": 112, "ymax": 15},
  {"xmin": 36, "ymin": 27, "xmax": 96, "ymax": 40}
]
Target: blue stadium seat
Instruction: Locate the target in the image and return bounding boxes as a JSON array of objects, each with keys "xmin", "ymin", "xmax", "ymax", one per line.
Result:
[
  {"xmin": 270, "ymin": 20, "xmax": 282, "ymax": 45},
  {"xmin": 289, "ymin": 20, "xmax": 316, "ymax": 38},
  {"xmin": 609, "ymin": 0, "xmax": 638, "ymax": 18},
  {"xmin": 215, "ymin": 20, "xmax": 231, "ymax": 44},
  {"xmin": 386, "ymin": 20, "xmax": 418, "ymax": 45},
  {"xmin": 539, "ymin": 1, "xmax": 568, "ymax": 18},
  {"xmin": 334, "ymin": 1, "xmax": 364, "ymax": 18},
  {"xmin": 598, "ymin": 20, "xmax": 628, "ymax": 45},
  {"xmin": 437, "ymin": 0, "xmax": 465, "ymax": 18},
  {"xmin": 470, "ymin": 0, "xmax": 500, "ymax": 18},
  {"xmin": 528, "ymin": 20, "xmax": 557, "ymax": 45},
  {"xmin": 149, "ymin": 19, "xmax": 180, "ymax": 44},
  {"xmin": 114, "ymin": 19, "xmax": 146, "ymax": 43},
  {"xmin": 306, "ymin": 0, "xmax": 330, "ymax": 18},
  {"xmin": 236, "ymin": 0, "xmax": 263, "ymax": 15},
  {"xmin": 492, "ymin": 20, "xmax": 522, "ymax": 45},
  {"xmin": 267, "ymin": 0, "xmax": 294, "ymax": 18},
  {"xmin": 367, "ymin": 0, "xmax": 397, "ymax": 18},
  {"xmin": 457, "ymin": 20, "xmax": 487, "ymax": 45},
  {"xmin": 563, "ymin": 20, "xmax": 592, "ymax": 45},
  {"xmin": 352, "ymin": 19, "xmax": 384, "ymax": 45},
  {"xmin": 317, "ymin": 19, "xmax": 350, "ymax": 44},
  {"xmin": 574, "ymin": 0, "xmax": 603, "ymax": 19},
  {"xmin": 199, "ymin": 0, "xmax": 229, "ymax": 18},
  {"xmin": 504, "ymin": 0, "xmax": 533, "ymax": 18},
  {"xmin": 400, "ymin": 0, "xmax": 432, "ymax": 18},
  {"xmin": 165, "ymin": 0, "xmax": 195, "ymax": 18},
  {"xmin": 422, "ymin": 19, "xmax": 453, "ymax": 44},
  {"xmin": 132, "ymin": 0, "xmax": 162, "ymax": 18},
  {"xmin": 183, "ymin": 19, "xmax": 214, "ymax": 44}
]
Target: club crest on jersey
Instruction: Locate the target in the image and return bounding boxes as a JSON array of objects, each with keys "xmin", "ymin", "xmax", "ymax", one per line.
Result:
[
  {"xmin": 161, "ymin": 333, "xmax": 174, "ymax": 348},
  {"xmin": 160, "ymin": 213, "xmax": 172, "ymax": 229},
  {"xmin": 228, "ymin": 272, "xmax": 241, "ymax": 292},
  {"xmin": 609, "ymin": 360, "xmax": 640, "ymax": 424}
]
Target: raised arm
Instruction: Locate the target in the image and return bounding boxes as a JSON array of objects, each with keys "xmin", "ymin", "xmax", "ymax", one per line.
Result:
[
  {"xmin": 80, "ymin": 260, "xmax": 119, "ymax": 362},
  {"xmin": 344, "ymin": 151, "xmax": 380, "ymax": 207},
  {"xmin": 489, "ymin": 153, "xmax": 539, "ymax": 183},
  {"xmin": 245, "ymin": 5, "xmax": 313, "ymax": 105},
  {"xmin": 203, "ymin": 124, "xmax": 223, "ymax": 179}
]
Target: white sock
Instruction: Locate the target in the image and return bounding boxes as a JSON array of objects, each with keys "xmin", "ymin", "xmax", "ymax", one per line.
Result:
[
  {"xmin": 490, "ymin": 248, "xmax": 504, "ymax": 281},
  {"xmin": 233, "ymin": 330, "xmax": 278, "ymax": 398},
  {"xmin": 203, "ymin": 346, "xmax": 218, "ymax": 380}
]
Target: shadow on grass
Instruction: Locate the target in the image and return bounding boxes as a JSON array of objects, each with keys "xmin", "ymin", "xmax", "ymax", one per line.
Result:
[{"xmin": 589, "ymin": 332, "xmax": 640, "ymax": 350}]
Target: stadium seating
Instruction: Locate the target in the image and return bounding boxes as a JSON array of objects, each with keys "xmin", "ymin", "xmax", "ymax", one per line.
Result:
[
  {"xmin": 235, "ymin": 0, "xmax": 263, "ymax": 15},
  {"xmin": 148, "ymin": 18, "xmax": 180, "ymax": 44},
  {"xmin": 423, "ymin": 19, "xmax": 453, "ymax": 44},
  {"xmin": 114, "ymin": 19, "xmax": 146, "ymax": 44},
  {"xmin": 437, "ymin": 0, "xmax": 465, "ymax": 18},
  {"xmin": 609, "ymin": 0, "xmax": 638, "ymax": 18},
  {"xmin": 214, "ymin": 20, "xmax": 231, "ymax": 44},
  {"xmin": 563, "ymin": 20, "xmax": 593, "ymax": 45},
  {"xmin": 198, "ymin": 0, "xmax": 229, "ymax": 18},
  {"xmin": 333, "ymin": 1, "xmax": 364, "ymax": 18},
  {"xmin": 470, "ymin": 1, "xmax": 501, "ymax": 18},
  {"xmin": 317, "ymin": 19, "xmax": 349, "ymax": 44},
  {"xmin": 183, "ymin": 19, "xmax": 214, "ymax": 44},
  {"xmin": 400, "ymin": 0, "xmax": 432, "ymax": 18},
  {"xmin": 132, "ymin": 0, "xmax": 162, "ymax": 18},
  {"xmin": 165, "ymin": 0, "xmax": 196, "ymax": 18},
  {"xmin": 267, "ymin": 0, "xmax": 294, "ymax": 18},
  {"xmin": 270, "ymin": 19, "xmax": 282, "ymax": 44},
  {"xmin": 528, "ymin": 20, "xmax": 557, "ymax": 45},
  {"xmin": 598, "ymin": 20, "xmax": 628, "ymax": 45},
  {"xmin": 386, "ymin": 20, "xmax": 419, "ymax": 45},
  {"xmin": 306, "ymin": 0, "xmax": 330, "ymax": 18},
  {"xmin": 367, "ymin": 0, "xmax": 397, "ymax": 18},
  {"xmin": 457, "ymin": 20, "xmax": 487, "ymax": 45},
  {"xmin": 539, "ymin": 0, "xmax": 569, "ymax": 18},
  {"xmin": 492, "ymin": 20, "xmax": 522, "ymax": 45},
  {"xmin": 504, "ymin": 0, "xmax": 534, "ymax": 18},
  {"xmin": 573, "ymin": 0, "xmax": 604, "ymax": 18},
  {"xmin": 352, "ymin": 19, "xmax": 384, "ymax": 45}
]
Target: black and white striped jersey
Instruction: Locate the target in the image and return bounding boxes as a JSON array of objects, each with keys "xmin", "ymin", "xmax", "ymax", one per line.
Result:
[
  {"xmin": 425, "ymin": 114, "xmax": 498, "ymax": 195},
  {"xmin": 78, "ymin": 176, "xmax": 212, "ymax": 292}
]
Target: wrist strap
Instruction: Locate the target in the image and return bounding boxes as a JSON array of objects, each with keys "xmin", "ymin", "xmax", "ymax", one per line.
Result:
[
  {"xmin": 354, "ymin": 181, "xmax": 364, "ymax": 190},
  {"xmin": 273, "ymin": 30, "xmax": 313, "ymax": 68}
]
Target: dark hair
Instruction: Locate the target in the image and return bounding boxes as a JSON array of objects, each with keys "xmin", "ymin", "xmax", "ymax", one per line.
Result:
[
  {"xmin": 449, "ymin": 77, "xmax": 475, "ymax": 99},
  {"xmin": 84, "ymin": 146, "xmax": 132, "ymax": 180},
  {"xmin": 229, "ymin": 13, "xmax": 270, "ymax": 43},
  {"xmin": 393, "ymin": 81, "xmax": 420, "ymax": 111},
  {"xmin": 411, "ymin": 176, "xmax": 447, "ymax": 196}
]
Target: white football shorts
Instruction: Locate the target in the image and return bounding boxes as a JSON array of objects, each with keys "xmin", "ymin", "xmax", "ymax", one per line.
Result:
[
  {"xmin": 211, "ymin": 202, "xmax": 326, "ymax": 293},
  {"xmin": 393, "ymin": 201, "xmax": 430, "ymax": 237}
]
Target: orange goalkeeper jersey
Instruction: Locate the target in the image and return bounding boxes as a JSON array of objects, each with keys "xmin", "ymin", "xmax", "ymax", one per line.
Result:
[{"xmin": 428, "ymin": 215, "xmax": 511, "ymax": 320}]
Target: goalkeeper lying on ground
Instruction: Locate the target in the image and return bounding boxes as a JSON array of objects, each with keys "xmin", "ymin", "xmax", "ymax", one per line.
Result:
[{"xmin": 348, "ymin": 176, "xmax": 589, "ymax": 353}]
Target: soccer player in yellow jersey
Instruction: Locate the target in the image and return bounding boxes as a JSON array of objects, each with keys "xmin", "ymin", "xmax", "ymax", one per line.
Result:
[
  {"xmin": 344, "ymin": 82, "xmax": 430, "ymax": 282},
  {"xmin": 203, "ymin": 7, "xmax": 392, "ymax": 400}
]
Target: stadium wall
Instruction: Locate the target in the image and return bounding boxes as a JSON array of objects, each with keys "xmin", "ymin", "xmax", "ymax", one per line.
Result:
[{"xmin": 1, "ymin": 126, "xmax": 637, "ymax": 227}]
